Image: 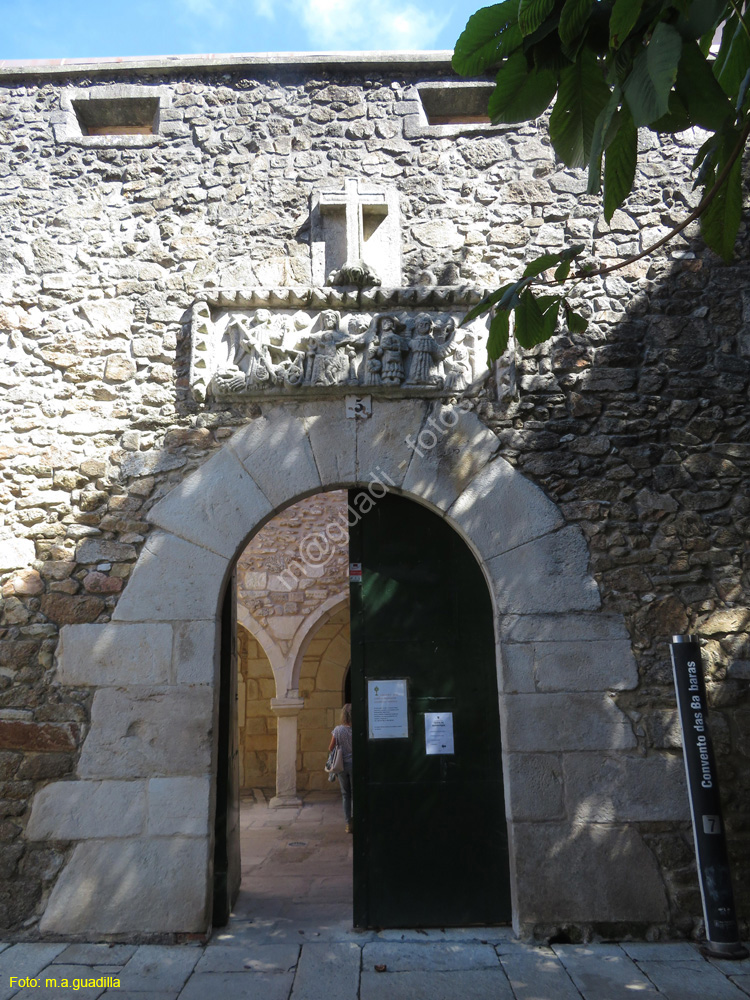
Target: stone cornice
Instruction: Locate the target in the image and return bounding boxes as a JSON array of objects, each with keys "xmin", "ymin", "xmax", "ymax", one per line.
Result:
[
  {"xmin": 204, "ymin": 285, "xmax": 488, "ymax": 313},
  {"xmin": 0, "ymin": 50, "xmax": 458, "ymax": 82}
]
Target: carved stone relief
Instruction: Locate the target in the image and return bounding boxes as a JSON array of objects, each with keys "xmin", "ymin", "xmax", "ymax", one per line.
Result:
[{"xmin": 189, "ymin": 288, "xmax": 490, "ymax": 403}]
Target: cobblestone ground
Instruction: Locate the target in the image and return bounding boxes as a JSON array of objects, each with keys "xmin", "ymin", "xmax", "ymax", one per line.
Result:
[{"xmin": 1, "ymin": 798, "xmax": 748, "ymax": 1000}]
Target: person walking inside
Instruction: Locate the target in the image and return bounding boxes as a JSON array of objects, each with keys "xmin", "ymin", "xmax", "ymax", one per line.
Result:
[{"xmin": 329, "ymin": 704, "xmax": 353, "ymax": 833}]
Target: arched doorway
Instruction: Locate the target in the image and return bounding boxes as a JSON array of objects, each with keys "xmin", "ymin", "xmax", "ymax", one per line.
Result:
[{"xmin": 37, "ymin": 399, "xmax": 664, "ymax": 939}]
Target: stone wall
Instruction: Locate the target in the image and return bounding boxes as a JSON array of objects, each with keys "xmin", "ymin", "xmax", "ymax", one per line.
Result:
[
  {"xmin": 237, "ymin": 623, "xmax": 276, "ymax": 790},
  {"xmin": 0, "ymin": 53, "xmax": 747, "ymax": 938}
]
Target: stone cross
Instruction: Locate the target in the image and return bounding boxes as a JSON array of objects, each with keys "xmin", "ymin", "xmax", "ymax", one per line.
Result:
[
  {"xmin": 318, "ymin": 178, "xmax": 388, "ymax": 268},
  {"xmin": 311, "ymin": 179, "xmax": 402, "ymax": 286}
]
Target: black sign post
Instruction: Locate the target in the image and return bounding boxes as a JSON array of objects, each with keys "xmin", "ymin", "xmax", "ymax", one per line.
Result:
[{"xmin": 670, "ymin": 635, "xmax": 748, "ymax": 959}]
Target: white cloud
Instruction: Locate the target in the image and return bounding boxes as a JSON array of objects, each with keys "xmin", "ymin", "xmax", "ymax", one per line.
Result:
[
  {"xmin": 251, "ymin": 0, "xmax": 276, "ymax": 20},
  {"xmin": 288, "ymin": 0, "xmax": 449, "ymax": 50}
]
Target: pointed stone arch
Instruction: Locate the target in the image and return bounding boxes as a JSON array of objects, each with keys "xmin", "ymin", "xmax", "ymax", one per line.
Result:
[{"xmin": 32, "ymin": 398, "xmax": 672, "ymax": 938}]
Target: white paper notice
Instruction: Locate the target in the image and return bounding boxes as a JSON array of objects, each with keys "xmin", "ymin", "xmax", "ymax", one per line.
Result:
[
  {"xmin": 424, "ymin": 712, "xmax": 454, "ymax": 755},
  {"xmin": 368, "ymin": 679, "xmax": 409, "ymax": 739}
]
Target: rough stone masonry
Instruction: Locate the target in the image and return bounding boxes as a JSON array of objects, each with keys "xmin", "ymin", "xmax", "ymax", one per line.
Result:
[{"xmin": 0, "ymin": 51, "xmax": 748, "ymax": 941}]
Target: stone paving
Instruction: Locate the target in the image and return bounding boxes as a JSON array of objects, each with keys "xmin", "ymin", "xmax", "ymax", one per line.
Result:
[{"xmin": 1, "ymin": 796, "xmax": 748, "ymax": 1000}]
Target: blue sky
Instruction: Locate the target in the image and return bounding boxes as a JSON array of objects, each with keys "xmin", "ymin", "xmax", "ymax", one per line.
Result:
[{"xmin": 0, "ymin": 0, "xmax": 482, "ymax": 61}]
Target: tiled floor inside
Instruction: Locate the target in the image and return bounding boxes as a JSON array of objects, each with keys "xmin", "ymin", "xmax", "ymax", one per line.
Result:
[{"xmin": 234, "ymin": 789, "xmax": 353, "ymax": 927}]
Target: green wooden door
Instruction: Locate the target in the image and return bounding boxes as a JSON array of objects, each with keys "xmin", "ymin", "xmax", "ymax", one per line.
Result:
[{"xmin": 349, "ymin": 491, "xmax": 510, "ymax": 928}]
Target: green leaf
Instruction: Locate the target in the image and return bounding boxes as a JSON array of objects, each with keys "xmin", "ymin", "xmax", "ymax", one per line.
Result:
[
  {"xmin": 554, "ymin": 260, "xmax": 572, "ymax": 282},
  {"xmin": 515, "ymin": 291, "xmax": 561, "ymax": 348},
  {"xmin": 489, "ymin": 51, "xmax": 558, "ymax": 124},
  {"xmin": 623, "ymin": 22, "xmax": 682, "ymax": 127},
  {"xmin": 518, "ymin": 0, "xmax": 556, "ymax": 37},
  {"xmin": 487, "ymin": 309, "xmax": 511, "ymax": 362},
  {"xmin": 549, "ymin": 47, "xmax": 611, "ymax": 168},
  {"xmin": 559, "ymin": 0, "xmax": 592, "ymax": 49},
  {"xmin": 701, "ymin": 135, "xmax": 743, "ymax": 261},
  {"xmin": 693, "ymin": 133, "xmax": 718, "ymax": 173},
  {"xmin": 452, "ymin": 1, "xmax": 523, "ymax": 76},
  {"xmin": 677, "ymin": 0, "xmax": 728, "ymax": 43},
  {"xmin": 514, "ymin": 290, "xmax": 545, "ymax": 348},
  {"xmin": 587, "ymin": 85, "xmax": 622, "ymax": 194},
  {"xmin": 565, "ymin": 305, "xmax": 589, "ymax": 333},
  {"xmin": 651, "ymin": 91, "xmax": 692, "ymax": 134},
  {"xmin": 604, "ymin": 103, "xmax": 637, "ymax": 220},
  {"xmin": 538, "ymin": 295, "xmax": 562, "ymax": 340},
  {"xmin": 737, "ymin": 66, "xmax": 750, "ymax": 114},
  {"xmin": 609, "ymin": 0, "xmax": 645, "ymax": 49},
  {"xmin": 647, "ymin": 21, "xmax": 683, "ymax": 111},
  {"xmin": 713, "ymin": 13, "xmax": 750, "ymax": 98},
  {"xmin": 674, "ymin": 40, "xmax": 734, "ymax": 131}
]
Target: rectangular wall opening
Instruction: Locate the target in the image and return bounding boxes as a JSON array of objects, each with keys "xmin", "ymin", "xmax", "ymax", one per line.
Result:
[
  {"xmin": 418, "ymin": 84, "xmax": 494, "ymax": 126},
  {"xmin": 72, "ymin": 96, "xmax": 159, "ymax": 136}
]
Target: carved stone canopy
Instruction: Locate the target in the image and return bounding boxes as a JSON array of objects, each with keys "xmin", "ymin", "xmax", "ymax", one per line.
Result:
[{"xmin": 189, "ymin": 286, "xmax": 491, "ymax": 403}]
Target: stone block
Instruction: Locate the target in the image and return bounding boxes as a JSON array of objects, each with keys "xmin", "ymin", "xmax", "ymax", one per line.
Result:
[
  {"xmin": 324, "ymin": 634, "xmax": 351, "ymax": 666},
  {"xmin": 487, "ymin": 528, "xmax": 601, "ymax": 614},
  {"xmin": 39, "ymin": 837, "xmax": 210, "ymax": 934},
  {"xmin": 173, "ymin": 620, "xmax": 218, "ymax": 685},
  {"xmin": 401, "ymin": 403, "xmax": 500, "ymax": 512},
  {"xmin": 563, "ymin": 753, "xmax": 690, "ymax": 822},
  {"xmin": 147, "ymin": 447, "xmax": 273, "ymax": 560},
  {"xmin": 513, "ymin": 822, "xmax": 668, "ymax": 924},
  {"xmin": 53, "ymin": 942, "xmax": 137, "ymax": 965},
  {"xmin": 299, "ymin": 729, "xmax": 328, "ymax": 751},
  {"xmin": 360, "ymin": 969, "xmax": 513, "ymax": 999},
  {"xmin": 447, "ymin": 457, "xmax": 564, "ymax": 560},
  {"xmin": 362, "ymin": 940, "xmax": 500, "ymax": 971},
  {"xmin": 501, "ymin": 644, "xmax": 536, "ymax": 693},
  {"xmin": 27, "ymin": 780, "xmax": 146, "ymax": 840},
  {"xmin": 0, "ymin": 721, "xmax": 78, "ymax": 752},
  {"xmin": 78, "ymin": 687, "xmax": 213, "ymax": 779},
  {"xmin": 501, "ymin": 614, "xmax": 630, "ymax": 643},
  {"xmin": 195, "ymin": 942, "xmax": 302, "ymax": 973},
  {"xmin": 355, "ymin": 397, "xmax": 429, "ymax": 489},
  {"xmin": 302, "ymin": 400, "xmax": 356, "ymax": 486},
  {"xmin": 103, "ymin": 941, "xmax": 201, "ymax": 991},
  {"xmin": 76, "ymin": 539, "xmax": 137, "ymax": 563},
  {"xmin": 532, "ymin": 640, "xmax": 637, "ymax": 692},
  {"xmin": 0, "ymin": 534, "xmax": 35, "ymax": 571},
  {"xmin": 180, "ymin": 971, "xmax": 293, "ymax": 1000},
  {"xmin": 147, "ymin": 777, "xmax": 211, "ymax": 836},
  {"xmin": 500, "ymin": 693, "xmax": 637, "ymax": 752},
  {"xmin": 40, "ymin": 593, "xmax": 105, "ymax": 625},
  {"xmin": 56, "ymin": 623, "xmax": 172, "ymax": 686},
  {"xmin": 229, "ymin": 406, "xmax": 322, "ymax": 508},
  {"xmin": 505, "ymin": 752, "xmax": 564, "ymax": 821},
  {"xmin": 112, "ymin": 531, "xmax": 229, "ymax": 623}
]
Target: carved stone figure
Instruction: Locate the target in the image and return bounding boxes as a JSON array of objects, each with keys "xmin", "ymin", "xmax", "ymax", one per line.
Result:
[
  {"xmin": 305, "ymin": 310, "xmax": 352, "ymax": 386},
  {"xmin": 404, "ymin": 313, "xmax": 456, "ymax": 388},
  {"xmin": 377, "ymin": 315, "xmax": 409, "ymax": 386},
  {"xmin": 362, "ymin": 333, "xmax": 383, "ymax": 386},
  {"xmin": 327, "ymin": 259, "xmax": 382, "ymax": 288},
  {"xmin": 234, "ymin": 310, "xmax": 277, "ymax": 388},
  {"xmin": 444, "ymin": 341, "xmax": 471, "ymax": 392}
]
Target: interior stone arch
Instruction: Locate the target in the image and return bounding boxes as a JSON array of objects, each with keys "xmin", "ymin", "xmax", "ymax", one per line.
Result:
[{"xmin": 34, "ymin": 397, "xmax": 673, "ymax": 938}]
